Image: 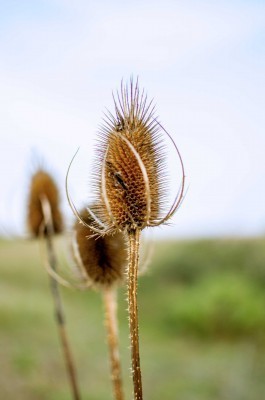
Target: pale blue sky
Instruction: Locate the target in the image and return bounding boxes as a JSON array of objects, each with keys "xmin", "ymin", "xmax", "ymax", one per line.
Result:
[{"xmin": 0, "ymin": 0, "xmax": 264, "ymax": 238}]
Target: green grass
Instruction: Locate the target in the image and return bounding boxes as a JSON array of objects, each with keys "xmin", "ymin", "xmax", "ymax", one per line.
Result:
[
  {"xmin": 1, "ymin": 237, "xmax": 265, "ymax": 399},
  {"xmin": 149, "ymin": 237, "xmax": 265, "ymax": 284}
]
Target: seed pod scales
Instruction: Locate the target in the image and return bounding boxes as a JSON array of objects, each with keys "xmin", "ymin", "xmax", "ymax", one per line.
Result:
[
  {"xmin": 27, "ymin": 170, "xmax": 63, "ymax": 237},
  {"xmin": 93, "ymin": 79, "xmax": 167, "ymax": 233}
]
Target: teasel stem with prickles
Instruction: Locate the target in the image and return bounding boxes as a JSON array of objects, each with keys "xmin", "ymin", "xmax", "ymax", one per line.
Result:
[
  {"xmin": 67, "ymin": 79, "xmax": 185, "ymax": 400},
  {"xmin": 72, "ymin": 209, "xmax": 127, "ymax": 400},
  {"xmin": 127, "ymin": 228, "xmax": 142, "ymax": 400},
  {"xmin": 27, "ymin": 170, "xmax": 81, "ymax": 400}
]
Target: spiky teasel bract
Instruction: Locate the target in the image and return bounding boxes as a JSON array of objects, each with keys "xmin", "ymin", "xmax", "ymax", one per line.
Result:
[
  {"xmin": 28, "ymin": 169, "xmax": 63, "ymax": 237},
  {"xmin": 72, "ymin": 208, "xmax": 128, "ymax": 288}
]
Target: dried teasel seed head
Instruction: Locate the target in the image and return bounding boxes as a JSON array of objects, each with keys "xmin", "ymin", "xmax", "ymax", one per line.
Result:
[
  {"xmin": 72, "ymin": 209, "xmax": 128, "ymax": 288},
  {"xmin": 92, "ymin": 79, "xmax": 169, "ymax": 233},
  {"xmin": 27, "ymin": 169, "xmax": 63, "ymax": 236},
  {"xmin": 66, "ymin": 79, "xmax": 184, "ymax": 238}
]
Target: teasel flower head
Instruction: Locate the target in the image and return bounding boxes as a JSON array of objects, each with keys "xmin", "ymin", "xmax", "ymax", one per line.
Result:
[
  {"xmin": 27, "ymin": 169, "xmax": 63, "ymax": 237},
  {"xmin": 67, "ymin": 78, "xmax": 185, "ymax": 237},
  {"xmin": 72, "ymin": 208, "xmax": 128, "ymax": 289}
]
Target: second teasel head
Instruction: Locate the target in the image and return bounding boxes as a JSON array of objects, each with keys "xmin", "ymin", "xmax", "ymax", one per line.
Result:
[
  {"xmin": 72, "ymin": 209, "xmax": 128, "ymax": 289},
  {"xmin": 27, "ymin": 169, "xmax": 64, "ymax": 237}
]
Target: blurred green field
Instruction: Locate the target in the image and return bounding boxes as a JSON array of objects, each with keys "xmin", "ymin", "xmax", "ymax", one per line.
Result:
[{"xmin": 1, "ymin": 237, "xmax": 265, "ymax": 400}]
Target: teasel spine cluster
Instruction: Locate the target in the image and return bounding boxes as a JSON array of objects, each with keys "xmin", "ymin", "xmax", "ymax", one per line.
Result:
[{"xmin": 27, "ymin": 170, "xmax": 81, "ymax": 400}]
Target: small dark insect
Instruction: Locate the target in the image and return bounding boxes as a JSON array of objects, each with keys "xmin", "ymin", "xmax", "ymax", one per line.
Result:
[
  {"xmin": 106, "ymin": 161, "xmax": 128, "ymax": 191},
  {"xmin": 114, "ymin": 172, "xmax": 128, "ymax": 191},
  {"xmin": 115, "ymin": 117, "xmax": 124, "ymax": 131}
]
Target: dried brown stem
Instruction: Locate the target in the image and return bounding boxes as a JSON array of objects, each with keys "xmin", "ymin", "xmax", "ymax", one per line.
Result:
[
  {"xmin": 41, "ymin": 196, "xmax": 81, "ymax": 400},
  {"xmin": 103, "ymin": 288, "xmax": 124, "ymax": 400},
  {"xmin": 127, "ymin": 228, "xmax": 143, "ymax": 400}
]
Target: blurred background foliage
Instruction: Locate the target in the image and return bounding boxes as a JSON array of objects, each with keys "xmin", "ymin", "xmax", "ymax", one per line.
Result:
[{"xmin": 1, "ymin": 236, "xmax": 265, "ymax": 399}]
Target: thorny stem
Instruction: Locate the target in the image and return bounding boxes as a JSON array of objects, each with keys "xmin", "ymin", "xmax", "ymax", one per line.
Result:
[
  {"xmin": 127, "ymin": 228, "xmax": 143, "ymax": 400},
  {"xmin": 103, "ymin": 288, "xmax": 124, "ymax": 400},
  {"xmin": 41, "ymin": 197, "xmax": 81, "ymax": 400}
]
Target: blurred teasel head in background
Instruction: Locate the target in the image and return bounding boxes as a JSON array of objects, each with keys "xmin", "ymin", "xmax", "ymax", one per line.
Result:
[
  {"xmin": 72, "ymin": 208, "xmax": 128, "ymax": 289},
  {"xmin": 27, "ymin": 170, "xmax": 64, "ymax": 237}
]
